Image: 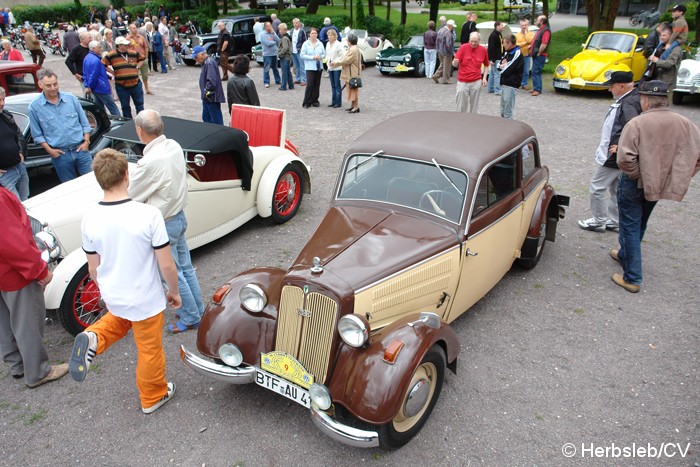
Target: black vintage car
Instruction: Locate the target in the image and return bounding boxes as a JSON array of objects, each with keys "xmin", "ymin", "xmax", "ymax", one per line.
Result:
[
  {"xmin": 3, "ymin": 92, "xmax": 127, "ymax": 173},
  {"xmin": 184, "ymin": 14, "xmax": 271, "ymax": 66}
]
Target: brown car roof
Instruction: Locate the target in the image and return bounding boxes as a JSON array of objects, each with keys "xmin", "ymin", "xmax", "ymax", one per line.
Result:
[{"xmin": 345, "ymin": 111, "xmax": 536, "ymax": 176}]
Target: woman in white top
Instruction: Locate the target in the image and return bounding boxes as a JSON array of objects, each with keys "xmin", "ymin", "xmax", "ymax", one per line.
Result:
[
  {"xmin": 325, "ymin": 29, "xmax": 345, "ymax": 108},
  {"xmin": 300, "ymin": 28, "xmax": 325, "ymax": 108}
]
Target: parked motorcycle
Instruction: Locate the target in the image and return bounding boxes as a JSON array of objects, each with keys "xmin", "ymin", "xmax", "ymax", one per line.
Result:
[{"xmin": 629, "ymin": 9, "xmax": 660, "ymax": 28}]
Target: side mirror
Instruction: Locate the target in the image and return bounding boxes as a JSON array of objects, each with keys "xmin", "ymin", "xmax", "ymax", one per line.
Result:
[{"xmin": 186, "ymin": 153, "xmax": 206, "ymax": 166}]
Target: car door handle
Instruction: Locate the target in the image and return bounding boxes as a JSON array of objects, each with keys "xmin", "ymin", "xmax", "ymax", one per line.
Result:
[{"xmin": 466, "ymin": 248, "xmax": 478, "ymax": 257}]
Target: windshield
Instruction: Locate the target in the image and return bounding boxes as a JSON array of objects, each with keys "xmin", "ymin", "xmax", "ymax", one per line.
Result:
[
  {"xmin": 407, "ymin": 35, "xmax": 424, "ymax": 48},
  {"xmin": 586, "ymin": 33, "xmax": 634, "ymax": 53},
  {"xmin": 337, "ymin": 154, "xmax": 468, "ymax": 223}
]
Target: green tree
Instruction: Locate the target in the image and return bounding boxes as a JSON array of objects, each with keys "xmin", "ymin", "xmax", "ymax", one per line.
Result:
[
  {"xmin": 585, "ymin": 0, "xmax": 621, "ymax": 31},
  {"xmin": 356, "ymin": 0, "xmax": 366, "ymax": 27}
]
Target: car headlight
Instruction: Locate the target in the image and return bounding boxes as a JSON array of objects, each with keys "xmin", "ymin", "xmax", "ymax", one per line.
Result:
[
  {"xmin": 556, "ymin": 65, "xmax": 566, "ymax": 76},
  {"xmin": 678, "ymin": 68, "xmax": 690, "ymax": 80},
  {"xmin": 604, "ymin": 70, "xmax": 613, "ymax": 81},
  {"xmin": 240, "ymin": 284, "xmax": 267, "ymax": 313},
  {"xmin": 404, "ymin": 54, "xmax": 411, "ymax": 62},
  {"xmin": 34, "ymin": 231, "xmax": 60, "ymax": 263},
  {"xmin": 219, "ymin": 343, "xmax": 243, "ymax": 367},
  {"xmin": 338, "ymin": 314, "xmax": 369, "ymax": 348},
  {"xmin": 309, "ymin": 383, "xmax": 332, "ymax": 410}
]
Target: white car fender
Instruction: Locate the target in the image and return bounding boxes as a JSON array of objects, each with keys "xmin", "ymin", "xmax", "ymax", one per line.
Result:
[
  {"xmin": 256, "ymin": 154, "xmax": 306, "ymax": 218},
  {"xmin": 44, "ymin": 248, "xmax": 88, "ymax": 310}
]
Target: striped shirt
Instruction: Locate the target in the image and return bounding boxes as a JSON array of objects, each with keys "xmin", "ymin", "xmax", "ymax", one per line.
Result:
[{"xmin": 104, "ymin": 49, "xmax": 144, "ymax": 88}]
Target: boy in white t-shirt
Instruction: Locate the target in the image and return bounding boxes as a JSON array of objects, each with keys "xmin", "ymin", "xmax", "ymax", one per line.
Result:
[{"xmin": 68, "ymin": 149, "xmax": 182, "ymax": 414}]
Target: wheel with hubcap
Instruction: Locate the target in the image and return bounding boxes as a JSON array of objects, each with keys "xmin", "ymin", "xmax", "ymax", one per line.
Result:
[
  {"xmin": 59, "ymin": 264, "xmax": 107, "ymax": 336},
  {"xmin": 415, "ymin": 59, "xmax": 425, "ymax": 78},
  {"xmin": 378, "ymin": 345, "xmax": 446, "ymax": 449},
  {"xmin": 271, "ymin": 164, "xmax": 303, "ymax": 223},
  {"xmin": 517, "ymin": 207, "xmax": 550, "ymax": 269}
]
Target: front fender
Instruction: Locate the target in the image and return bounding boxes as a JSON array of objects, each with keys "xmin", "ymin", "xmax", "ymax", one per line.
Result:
[
  {"xmin": 196, "ymin": 267, "xmax": 286, "ymax": 366},
  {"xmin": 327, "ymin": 314, "xmax": 460, "ymax": 425},
  {"xmin": 256, "ymin": 155, "xmax": 310, "ymax": 218},
  {"xmin": 44, "ymin": 248, "xmax": 88, "ymax": 310}
]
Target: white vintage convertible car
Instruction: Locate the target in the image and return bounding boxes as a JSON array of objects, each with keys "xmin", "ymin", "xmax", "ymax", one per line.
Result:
[{"xmin": 25, "ymin": 106, "xmax": 311, "ymax": 335}]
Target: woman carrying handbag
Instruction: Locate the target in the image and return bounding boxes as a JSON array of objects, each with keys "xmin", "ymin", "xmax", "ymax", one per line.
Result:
[{"xmin": 333, "ymin": 33, "xmax": 361, "ymax": 113}]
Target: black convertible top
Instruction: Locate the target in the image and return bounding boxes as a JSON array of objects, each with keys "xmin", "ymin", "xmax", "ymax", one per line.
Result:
[
  {"xmin": 106, "ymin": 116, "xmax": 254, "ymax": 190},
  {"xmin": 105, "ymin": 116, "xmax": 249, "ymax": 154}
]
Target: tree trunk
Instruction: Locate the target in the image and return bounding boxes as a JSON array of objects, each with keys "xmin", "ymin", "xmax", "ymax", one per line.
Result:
[
  {"xmin": 401, "ymin": 0, "xmax": 407, "ymax": 25},
  {"xmin": 542, "ymin": 0, "xmax": 548, "ymax": 18},
  {"xmin": 368, "ymin": 0, "xmax": 375, "ymax": 17},
  {"xmin": 697, "ymin": 7, "xmax": 700, "ymax": 43},
  {"xmin": 429, "ymin": 0, "xmax": 440, "ymax": 22},
  {"xmin": 493, "ymin": 0, "xmax": 498, "ymax": 21},
  {"xmin": 585, "ymin": 0, "xmax": 621, "ymax": 32},
  {"xmin": 250, "ymin": 0, "xmax": 259, "ymax": 9},
  {"xmin": 350, "ymin": 0, "xmax": 354, "ymax": 26},
  {"xmin": 386, "ymin": 0, "xmax": 391, "ymax": 21},
  {"xmin": 306, "ymin": 0, "xmax": 320, "ymax": 14},
  {"xmin": 223, "ymin": 0, "xmax": 228, "ymax": 14},
  {"xmin": 208, "ymin": 0, "xmax": 218, "ymax": 17}
]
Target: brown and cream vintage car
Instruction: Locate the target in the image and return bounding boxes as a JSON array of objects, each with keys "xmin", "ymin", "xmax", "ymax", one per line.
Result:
[{"xmin": 180, "ymin": 112, "xmax": 569, "ymax": 449}]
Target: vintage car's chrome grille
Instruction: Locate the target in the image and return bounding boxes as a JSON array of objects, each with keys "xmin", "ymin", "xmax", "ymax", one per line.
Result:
[
  {"xmin": 28, "ymin": 216, "xmax": 44, "ymax": 235},
  {"xmin": 276, "ymin": 285, "xmax": 338, "ymax": 383}
]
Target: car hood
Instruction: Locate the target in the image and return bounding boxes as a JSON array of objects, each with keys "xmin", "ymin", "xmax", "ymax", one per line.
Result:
[
  {"xmin": 378, "ymin": 46, "xmax": 420, "ymax": 59},
  {"xmin": 567, "ymin": 50, "xmax": 628, "ymax": 80},
  {"xmin": 289, "ymin": 205, "xmax": 458, "ymax": 292}
]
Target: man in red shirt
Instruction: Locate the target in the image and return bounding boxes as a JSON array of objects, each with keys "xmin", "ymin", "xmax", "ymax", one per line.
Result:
[
  {"xmin": 0, "ymin": 187, "xmax": 68, "ymax": 388},
  {"xmin": 452, "ymin": 31, "xmax": 489, "ymax": 113},
  {"xmin": 529, "ymin": 15, "xmax": 551, "ymax": 96}
]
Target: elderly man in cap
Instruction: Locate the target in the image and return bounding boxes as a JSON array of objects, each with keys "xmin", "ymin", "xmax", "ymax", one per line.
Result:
[
  {"xmin": 104, "ymin": 35, "xmax": 146, "ymax": 119},
  {"xmin": 579, "ymin": 70, "xmax": 641, "ymax": 233},
  {"xmin": 432, "ymin": 19, "xmax": 456, "ymax": 84},
  {"xmin": 611, "ymin": 80, "xmax": 700, "ymax": 293},
  {"xmin": 192, "ymin": 46, "xmax": 225, "ymax": 125},
  {"xmin": 82, "ymin": 41, "xmax": 121, "ymax": 116}
]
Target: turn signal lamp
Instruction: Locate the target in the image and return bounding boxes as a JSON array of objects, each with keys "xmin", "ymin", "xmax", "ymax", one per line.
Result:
[
  {"xmin": 383, "ymin": 339, "xmax": 404, "ymax": 364},
  {"xmin": 212, "ymin": 284, "xmax": 232, "ymax": 305}
]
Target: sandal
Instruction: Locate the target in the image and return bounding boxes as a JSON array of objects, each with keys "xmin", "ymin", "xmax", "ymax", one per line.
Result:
[{"xmin": 167, "ymin": 321, "xmax": 199, "ymax": 334}]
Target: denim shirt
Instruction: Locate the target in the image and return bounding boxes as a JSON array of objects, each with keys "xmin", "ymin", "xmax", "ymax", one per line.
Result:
[
  {"xmin": 28, "ymin": 92, "xmax": 92, "ymax": 149},
  {"xmin": 300, "ymin": 40, "xmax": 325, "ymax": 71}
]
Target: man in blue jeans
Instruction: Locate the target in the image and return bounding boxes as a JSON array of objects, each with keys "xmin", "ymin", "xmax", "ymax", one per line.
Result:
[
  {"xmin": 529, "ymin": 15, "xmax": 550, "ymax": 97},
  {"xmin": 0, "ymin": 87, "xmax": 29, "ymax": 200},
  {"xmin": 612, "ymin": 80, "xmax": 700, "ymax": 293},
  {"xmin": 128, "ymin": 109, "xmax": 206, "ymax": 333},
  {"xmin": 28, "ymin": 69, "xmax": 93, "ymax": 183},
  {"xmin": 261, "ymin": 21, "xmax": 281, "ymax": 88}
]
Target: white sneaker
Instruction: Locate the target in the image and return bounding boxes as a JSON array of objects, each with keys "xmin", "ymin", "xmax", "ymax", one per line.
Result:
[
  {"xmin": 578, "ymin": 218, "xmax": 606, "ymax": 232},
  {"xmin": 142, "ymin": 382, "xmax": 176, "ymax": 414},
  {"xmin": 69, "ymin": 331, "xmax": 97, "ymax": 382}
]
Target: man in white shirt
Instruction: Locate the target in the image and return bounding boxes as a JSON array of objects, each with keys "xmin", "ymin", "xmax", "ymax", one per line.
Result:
[
  {"xmin": 128, "ymin": 109, "xmax": 206, "ymax": 333},
  {"xmin": 70, "ymin": 149, "xmax": 180, "ymax": 414}
]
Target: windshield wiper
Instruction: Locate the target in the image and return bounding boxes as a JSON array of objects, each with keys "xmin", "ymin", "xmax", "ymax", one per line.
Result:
[
  {"xmin": 347, "ymin": 150, "xmax": 384, "ymax": 175},
  {"xmin": 431, "ymin": 158, "xmax": 463, "ymax": 197}
]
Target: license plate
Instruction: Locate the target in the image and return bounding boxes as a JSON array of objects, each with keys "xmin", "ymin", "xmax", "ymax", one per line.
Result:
[
  {"xmin": 553, "ymin": 80, "xmax": 570, "ymax": 89},
  {"xmin": 255, "ymin": 368, "xmax": 310, "ymax": 408},
  {"xmin": 379, "ymin": 66, "xmax": 395, "ymax": 72}
]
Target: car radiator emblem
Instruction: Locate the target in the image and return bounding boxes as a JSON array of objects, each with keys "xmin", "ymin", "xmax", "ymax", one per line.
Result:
[{"xmin": 297, "ymin": 307, "xmax": 312, "ymax": 318}]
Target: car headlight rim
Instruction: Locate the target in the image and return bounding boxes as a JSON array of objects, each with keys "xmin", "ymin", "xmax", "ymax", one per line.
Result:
[
  {"xmin": 218, "ymin": 343, "xmax": 243, "ymax": 367},
  {"xmin": 556, "ymin": 65, "xmax": 566, "ymax": 76},
  {"xmin": 338, "ymin": 314, "xmax": 369, "ymax": 348},
  {"xmin": 34, "ymin": 231, "xmax": 61, "ymax": 263},
  {"xmin": 240, "ymin": 284, "xmax": 267, "ymax": 313},
  {"xmin": 603, "ymin": 70, "xmax": 613, "ymax": 81},
  {"xmin": 678, "ymin": 68, "xmax": 690, "ymax": 79}
]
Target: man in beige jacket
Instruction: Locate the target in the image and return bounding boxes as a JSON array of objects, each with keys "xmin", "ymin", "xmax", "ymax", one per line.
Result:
[{"xmin": 611, "ymin": 80, "xmax": 700, "ymax": 293}]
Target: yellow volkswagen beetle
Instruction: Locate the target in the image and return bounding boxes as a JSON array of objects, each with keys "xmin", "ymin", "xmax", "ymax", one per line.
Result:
[{"xmin": 553, "ymin": 31, "xmax": 647, "ymax": 91}]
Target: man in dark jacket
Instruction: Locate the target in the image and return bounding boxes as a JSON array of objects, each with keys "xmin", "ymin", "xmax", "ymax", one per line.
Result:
[
  {"xmin": 216, "ymin": 21, "xmax": 234, "ymax": 81},
  {"xmin": 498, "ymin": 35, "xmax": 523, "ymax": 119},
  {"xmin": 460, "ymin": 12, "xmax": 477, "ymax": 45},
  {"xmin": 0, "ymin": 87, "xmax": 28, "ymax": 200},
  {"xmin": 579, "ymin": 71, "xmax": 641, "ymax": 233},
  {"xmin": 193, "ymin": 46, "xmax": 225, "ymax": 125},
  {"xmin": 487, "ymin": 21, "xmax": 505, "ymax": 95},
  {"xmin": 65, "ymin": 31, "xmax": 91, "ymax": 88}
]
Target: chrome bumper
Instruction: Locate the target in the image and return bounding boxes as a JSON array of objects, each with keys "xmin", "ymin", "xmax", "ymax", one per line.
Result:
[
  {"xmin": 310, "ymin": 404, "xmax": 379, "ymax": 448},
  {"xmin": 179, "ymin": 345, "xmax": 255, "ymax": 384}
]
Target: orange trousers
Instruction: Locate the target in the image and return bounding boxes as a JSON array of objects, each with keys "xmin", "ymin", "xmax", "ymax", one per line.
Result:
[{"xmin": 86, "ymin": 311, "xmax": 167, "ymax": 408}]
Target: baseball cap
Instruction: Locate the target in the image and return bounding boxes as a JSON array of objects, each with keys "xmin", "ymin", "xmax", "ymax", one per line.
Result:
[
  {"xmin": 603, "ymin": 70, "xmax": 634, "ymax": 85},
  {"xmin": 115, "ymin": 36, "xmax": 130, "ymax": 46},
  {"xmin": 638, "ymin": 80, "xmax": 668, "ymax": 96},
  {"xmin": 191, "ymin": 45, "xmax": 206, "ymax": 58},
  {"xmin": 671, "ymin": 4, "xmax": 686, "ymax": 12},
  {"xmin": 446, "ymin": 19, "xmax": 456, "ymax": 26}
]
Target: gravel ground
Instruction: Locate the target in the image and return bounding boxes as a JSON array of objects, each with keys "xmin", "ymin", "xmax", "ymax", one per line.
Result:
[{"xmin": 2, "ymin": 51, "xmax": 699, "ymax": 466}]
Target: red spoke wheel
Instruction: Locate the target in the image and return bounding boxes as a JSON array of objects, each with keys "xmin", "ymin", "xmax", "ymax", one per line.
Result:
[
  {"xmin": 58, "ymin": 264, "xmax": 107, "ymax": 336},
  {"xmin": 271, "ymin": 164, "xmax": 303, "ymax": 224}
]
